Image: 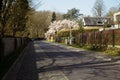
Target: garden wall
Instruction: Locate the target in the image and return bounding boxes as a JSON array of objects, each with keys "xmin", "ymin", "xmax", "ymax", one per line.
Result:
[{"xmin": 0, "ymin": 37, "xmax": 30, "ymax": 62}]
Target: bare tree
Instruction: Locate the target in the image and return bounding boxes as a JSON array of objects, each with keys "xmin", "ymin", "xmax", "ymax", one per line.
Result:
[
  {"xmin": 92, "ymin": 0, "xmax": 105, "ymax": 17},
  {"xmin": 106, "ymin": 7, "xmax": 119, "ymax": 18}
]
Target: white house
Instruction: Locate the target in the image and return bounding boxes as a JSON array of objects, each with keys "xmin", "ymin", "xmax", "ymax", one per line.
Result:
[{"xmin": 82, "ymin": 17, "xmax": 112, "ymax": 31}]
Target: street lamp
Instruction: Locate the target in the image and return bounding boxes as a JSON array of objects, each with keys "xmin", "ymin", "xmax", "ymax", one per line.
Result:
[
  {"xmin": 69, "ymin": 25, "xmax": 72, "ymax": 45},
  {"xmin": 69, "ymin": 21, "xmax": 73, "ymax": 45}
]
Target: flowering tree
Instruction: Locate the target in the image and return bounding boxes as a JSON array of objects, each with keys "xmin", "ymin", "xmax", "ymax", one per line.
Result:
[{"xmin": 45, "ymin": 19, "xmax": 79, "ymax": 39}]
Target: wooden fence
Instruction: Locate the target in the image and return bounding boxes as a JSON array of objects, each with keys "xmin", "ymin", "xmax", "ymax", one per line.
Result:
[{"xmin": 75, "ymin": 29, "xmax": 120, "ymax": 48}]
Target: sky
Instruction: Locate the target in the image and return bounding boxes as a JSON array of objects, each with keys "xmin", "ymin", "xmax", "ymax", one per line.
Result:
[{"xmin": 32, "ymin": 0, "xmax": 120, "ymax": 16}]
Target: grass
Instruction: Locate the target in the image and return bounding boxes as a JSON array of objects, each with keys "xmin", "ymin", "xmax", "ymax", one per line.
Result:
[
  {"xmin": 0, "ymin": 45, "xmax": 26, "ymax": 80},
  {"xmin": 105, "ymin": 47, "xmax": 120, "ymax": 56},
  {"xmin": 50, "ymin": 41, "xmax": 120, "ymax": 57},
  {"xmin": 70, "ymin": 44, "xmax": 120, "ymax": 57}
]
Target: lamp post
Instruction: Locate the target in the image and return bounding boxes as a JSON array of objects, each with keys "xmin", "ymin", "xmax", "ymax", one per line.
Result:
[
  {"xmin": 69, "ymin": 21, "xmax": 73, "ymax": 45},
  {"xmin": 69, "ymin": 25, "xmax": 72, "ymax": 45}
]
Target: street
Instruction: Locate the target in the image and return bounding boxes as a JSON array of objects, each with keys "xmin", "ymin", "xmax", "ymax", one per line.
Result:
[{"xmin": 3, "ymin": 41, "xmax": 120, "ymax": 80}]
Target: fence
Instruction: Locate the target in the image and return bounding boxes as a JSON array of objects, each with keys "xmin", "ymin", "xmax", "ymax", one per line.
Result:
[
  {"xmin": 0, "ymin": 37, "xmax": 30, "ymax": 62},
  {"xmin": 75, "ymin": 29, "xmax": 120, "ymax": 48}
]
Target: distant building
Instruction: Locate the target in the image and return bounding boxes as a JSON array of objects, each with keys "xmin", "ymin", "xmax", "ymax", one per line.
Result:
[
  {"xmin": 82, "ymin": 17, "xmax": 113, "ymax": 31},
  {"xmin": 113, "ymin": 11, "xmax": 120, "ymax": 28}
]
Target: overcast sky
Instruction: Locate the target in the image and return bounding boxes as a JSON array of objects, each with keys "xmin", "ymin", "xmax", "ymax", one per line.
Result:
[{"xmin": 31, "ymin": 0, "xmax": 120, "ymax": 16}]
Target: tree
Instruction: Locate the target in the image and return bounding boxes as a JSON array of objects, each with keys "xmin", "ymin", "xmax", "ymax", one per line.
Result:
[
  {"xmin": 63, "ymin": 8, "xmax": 81, "ymax": 20},
  {"xmin": 45, "ymin": 19, "xmax": 79, "ymax": 38},
  {"xmin": 0, "ymin": 0, "xmax": 3, "ymax": 14},
  {"xmin": 106, "ymin": 7, "xmax": 119, "ymax": 18},
  {"xmin": 0, "ymin": 0, "xmax": 14, "ymax": 37},
  {"xmin": 11, "ymin": 0, "xmax": 29, "ymax": 37},
  {"xmin": 55, "ymin": 12, "xmax": 63, "ymax": 20},
  {"xmin": 118, "ymin": 3, "xmax": 120, "ymax": 11},
  {"xmin": 26, "ymin": 10, "xmax": 64, "ymax": 38},
  {"xmin": 92, "ymin": 0, "xmax": 105, "ymax": 17},
  {"xmin": 0, "ymin": 0, "xmax": 30, "ymax": 37},
  {"xmin": 27, "ymin": 10, "xmax": 51, "ymax": 38},
  {"xmin": 51, "ymin": 12, "xmax": 56, "ymax": 23},
  {"xmin": 78, "ymin": 20, "xmax": 84, "ymax": 32}
]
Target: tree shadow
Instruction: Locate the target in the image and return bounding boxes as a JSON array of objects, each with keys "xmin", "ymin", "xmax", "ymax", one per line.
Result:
[
  {"xmin": 16, "ymin": 41, "xmax": 120, "ymax": 80},
  {"xmin": 34, "ymin": 41, "xmax": 120, "ymax": 79}
]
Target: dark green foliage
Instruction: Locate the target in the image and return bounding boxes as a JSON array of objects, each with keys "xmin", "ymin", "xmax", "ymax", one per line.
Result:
[
  {"xmin": 63, "ymin": 8, "xmax": 81, "ymax": 20},
  {"xmin": 51, "ymin": 12, "xmax": 56, "ymax": 23}
]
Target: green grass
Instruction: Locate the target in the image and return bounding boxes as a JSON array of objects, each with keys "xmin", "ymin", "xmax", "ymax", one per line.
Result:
[
  {"xmin": 0, "ymin": 45, "xmax": 26, "ymax": 80},
  {"xmin": 105, "ymin": 47, "xmax": 120, "ymax": 56},
  {"xmin": 71, "ymin": 44, "xmax": 120, "ymax": 57}
]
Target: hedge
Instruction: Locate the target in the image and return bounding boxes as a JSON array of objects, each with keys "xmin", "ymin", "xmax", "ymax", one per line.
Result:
[{"xmin": 57, "ymin": 28, "xmax": 99, "ymax": 37}]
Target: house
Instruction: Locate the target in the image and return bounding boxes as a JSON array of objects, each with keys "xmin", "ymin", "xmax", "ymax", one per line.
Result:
[
  {"xmin": 113, "ymin": 11, "xmax": 120, "ymax": 28},
  {"xmin": 82, "ymin": 17, "xmax": 113, "ymax": 31}
]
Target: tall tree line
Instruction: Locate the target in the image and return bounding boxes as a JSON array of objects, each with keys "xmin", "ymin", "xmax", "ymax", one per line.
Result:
[
  {"xmin": 0, "ymin": 0, "xmax": 30, "ymax": 37},
  {"xmin": 26, "ymin": 10, "xmax": 63, "ymax": 38}
]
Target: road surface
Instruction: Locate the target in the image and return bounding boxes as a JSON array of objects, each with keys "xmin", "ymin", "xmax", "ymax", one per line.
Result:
[{"xmin": 3, "ymin": 41, "xmax": 120, "ymax": 80}]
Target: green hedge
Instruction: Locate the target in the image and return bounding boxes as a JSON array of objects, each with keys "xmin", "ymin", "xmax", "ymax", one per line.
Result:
[{"xmin": 57, "ymin": 28, "xmax": 99, "ymax": 37}]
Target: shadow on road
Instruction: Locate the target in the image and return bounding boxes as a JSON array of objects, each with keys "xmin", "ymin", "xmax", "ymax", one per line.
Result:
[{"xmin": 16, "ymin": 41, "xmax": 120, "ymax": 80}]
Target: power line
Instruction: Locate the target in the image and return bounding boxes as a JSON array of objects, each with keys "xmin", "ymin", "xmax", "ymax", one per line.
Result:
[{"xmin": 31, "ymin": 1, "xmax": 42, "ymax": 9}]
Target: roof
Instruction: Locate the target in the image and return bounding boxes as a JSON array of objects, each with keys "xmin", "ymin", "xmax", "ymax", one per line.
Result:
[{"xmin": 83, "ymin": 17, "xmax": 112, "ymax": 26}]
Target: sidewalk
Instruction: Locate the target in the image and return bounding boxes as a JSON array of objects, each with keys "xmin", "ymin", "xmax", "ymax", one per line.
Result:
[{"xmin": 2, "ymin": 43, "xmax": 30, "ymax": 80}]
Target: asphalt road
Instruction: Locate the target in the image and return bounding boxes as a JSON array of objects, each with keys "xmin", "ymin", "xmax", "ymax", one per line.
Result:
[{"xmin": 3, "ymin": 41, "xmax": 120, "ymax": 80}]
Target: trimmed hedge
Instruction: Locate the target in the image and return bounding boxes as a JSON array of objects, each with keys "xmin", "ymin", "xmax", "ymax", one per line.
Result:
[{"xmin": 57, "ymin": 28, "xmax": 99, "ymax": 37}]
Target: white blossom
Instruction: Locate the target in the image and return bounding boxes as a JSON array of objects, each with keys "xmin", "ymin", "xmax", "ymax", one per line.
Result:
[{"xmin": 45, "ymin": 19, "xmax": 79, "ymax": 38}]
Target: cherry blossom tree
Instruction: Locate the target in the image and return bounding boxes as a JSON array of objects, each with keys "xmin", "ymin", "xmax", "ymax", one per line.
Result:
[{"xmin": 45, "ymin": 19, "xmax": 79, "ymax": 39}]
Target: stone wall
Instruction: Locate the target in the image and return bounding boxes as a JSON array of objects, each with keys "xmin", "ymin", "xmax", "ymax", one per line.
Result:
[
  {"xmin": 2, "ymin": 38, "xmax": 15, "ymax": 56},
  {"xmin": 0, "ymin": 37, "xmax": 29, "ymax": 57}
]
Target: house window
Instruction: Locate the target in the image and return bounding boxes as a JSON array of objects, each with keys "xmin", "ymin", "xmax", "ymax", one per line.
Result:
[{"xmin": 97, "ymin": 21, "xmax": 103, "ymax": 25}]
